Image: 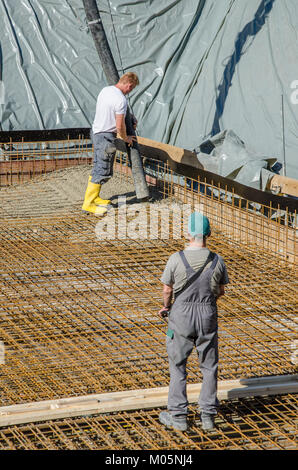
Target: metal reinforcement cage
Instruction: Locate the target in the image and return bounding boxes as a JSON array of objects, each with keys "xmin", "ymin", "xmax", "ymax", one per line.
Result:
[{"xmin": 0, "ymin": 132, "xmax": 297, "ymax": 450}]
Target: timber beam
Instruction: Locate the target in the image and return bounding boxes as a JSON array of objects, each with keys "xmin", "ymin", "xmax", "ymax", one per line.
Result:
[{"xmin": 0, "ymin": 374, "xmax": 297, "ymax": 428}]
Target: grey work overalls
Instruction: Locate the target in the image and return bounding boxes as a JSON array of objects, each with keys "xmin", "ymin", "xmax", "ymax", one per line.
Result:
[{"xmin": 166, "ymin": 251, "xmax": 219, "ymax": 418}]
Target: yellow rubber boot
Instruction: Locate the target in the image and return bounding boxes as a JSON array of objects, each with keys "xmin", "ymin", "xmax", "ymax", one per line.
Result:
[
  {"xmin": 88, "ymin": 176, "xmax": 111, "ymax": 206},
  {"xmin": 82, "ymin": 179, "xmax": 107, "ymax": 215}
]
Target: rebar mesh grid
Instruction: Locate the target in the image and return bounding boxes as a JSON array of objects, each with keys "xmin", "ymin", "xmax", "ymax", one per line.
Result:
[
  {"xmin": 147, "ymin": 158, "xmax": 297, "ymax": 265},
  {"xmin": 0, "ymin": 138, "xmax": 92, "ymax": 186},
  {"xmin": 0, "ymin": 395, "xmax": 296, "ymax": 450},
  {"xmin": 0, "ymin": 208, "xmax": 297, "ymax": 405},
  {"xmin": 0, "ymin": 154, "xmax": 297, "ymax": 450},
  {"xmin": 1, "ymin": 138, "xmax": 297, "ymax": 259}
]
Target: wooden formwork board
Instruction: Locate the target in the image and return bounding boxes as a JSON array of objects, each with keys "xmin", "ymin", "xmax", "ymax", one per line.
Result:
[
  {"xmin": 0, "ymin": 158, "xmax": 92, "ymax": 186},
  {"xmin": 137, "ymin": 137, "xmax": 298, "ymax": 198},
  {"xmin": 0, "ymin": 375, "xmax": 296, "ymax": 428}
]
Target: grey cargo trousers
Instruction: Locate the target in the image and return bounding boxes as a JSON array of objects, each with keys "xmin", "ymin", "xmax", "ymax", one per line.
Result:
[
  {"xmin": 90, "ymin": 131, "xmax": 117, "ymax": 184},
  {"xmin": 166, "ymin": 252, "xmax": 219, "ymax": 418}
]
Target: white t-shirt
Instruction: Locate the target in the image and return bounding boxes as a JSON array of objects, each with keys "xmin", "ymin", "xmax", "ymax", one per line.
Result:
[{"xmin": 92, "ymin": 86, "xmax": 127, "ymax": 134}]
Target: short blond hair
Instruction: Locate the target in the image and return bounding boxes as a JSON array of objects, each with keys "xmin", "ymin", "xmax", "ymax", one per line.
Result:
[{"xmin": 118, "ymin": 72, "xmax": 139, "ymax": 87}]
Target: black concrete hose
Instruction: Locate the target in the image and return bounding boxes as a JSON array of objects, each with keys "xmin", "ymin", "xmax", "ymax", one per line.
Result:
[{"xmin": 82, "ymin": 0, "xmax": 149, "ymax": 201}]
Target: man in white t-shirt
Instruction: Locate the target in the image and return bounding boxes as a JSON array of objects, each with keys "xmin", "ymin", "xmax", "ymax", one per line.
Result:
[{"xmin": 82, "ymin": 72, "xmax": 139, "ymax": 215}]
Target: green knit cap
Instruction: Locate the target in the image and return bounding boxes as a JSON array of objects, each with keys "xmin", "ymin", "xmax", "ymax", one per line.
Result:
[{"xmin": 188, "ymin": 212, "xmax": 211, "ymax": 237}]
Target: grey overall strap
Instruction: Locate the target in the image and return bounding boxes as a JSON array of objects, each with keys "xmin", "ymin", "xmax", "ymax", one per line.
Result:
[
  {"xmin": 175, "ymin": 251, "xmax": 216, "ymax": 299},
  {"xmin": 178, "ymin": 251, "xmax": 196, "ymax": 278}
]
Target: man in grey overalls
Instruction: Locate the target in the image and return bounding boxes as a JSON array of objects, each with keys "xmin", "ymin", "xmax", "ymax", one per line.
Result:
[{"xmin": 158, "ymin": 212, "xmax": 229, "ymax": 432}]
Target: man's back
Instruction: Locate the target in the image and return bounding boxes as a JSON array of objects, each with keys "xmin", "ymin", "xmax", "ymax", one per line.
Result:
[
  {"xmin": 92, "ymin": 86, "xmax": 127, "ymax": 134},
  {"xmin": 161, "ymin": 246, "xmax": 229, "ymax": 297}
]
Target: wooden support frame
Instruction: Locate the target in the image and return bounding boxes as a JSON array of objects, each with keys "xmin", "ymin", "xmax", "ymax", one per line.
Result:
[
  {"xmin": 268, "ymin": 174, "xmax": 298, "ymax": 198},
  {"xmin": 137, "ymin": 137, "xmax": 298, "ymax": 198},
  {"xmin": 0, "ymin": 374, "xmax": 297, "ymax": 428}
]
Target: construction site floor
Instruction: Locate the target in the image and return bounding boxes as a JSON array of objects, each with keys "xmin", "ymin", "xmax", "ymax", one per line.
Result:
[{"xmin": 0, "ymin": 165, "xmax": 297, "ymax": 450}]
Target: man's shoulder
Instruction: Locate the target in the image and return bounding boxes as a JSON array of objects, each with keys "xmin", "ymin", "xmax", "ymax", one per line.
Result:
[
  {"xmin": 166, "ymin": 251, "xmax": 181, "ymax": 267},
  {"xmin": 98, "ymin": 86, "xmax": 126, "ymax": 107},
  {"xmin": 99, "ymin": 86, "xmax": 121, "ymax": 97},
  {"xmin": 109, "ymin": 86, "xmax": 127, "ymax": 104},
  {"xmin": 214, "ymin": 253, "xmax": 226, "ymax": 265},
  {"xmin": 98, "ymin": 85, "xmax": 109, "ymax": 94},
  {"xmin": 212, "ymin": 253, "xmax": 228, "ymax": 273}
]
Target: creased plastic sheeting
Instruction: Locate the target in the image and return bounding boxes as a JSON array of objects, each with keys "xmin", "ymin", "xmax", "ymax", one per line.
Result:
[
  {"xmin": 195, "ymin": 130, "xmax": 277, "ymax": 190},
  {"xmin": 164, "ymin": 0, "xmax": 298, "ymax": 180},
  {"xmin": 0, "ymin": 0, "xmax": 298, "ymax": 179}
]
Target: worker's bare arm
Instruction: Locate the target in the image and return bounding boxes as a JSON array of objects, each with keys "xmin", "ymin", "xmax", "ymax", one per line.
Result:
[
  {"xmin": 116, "ymin": 114, "xmax": 127, "ymax": 140},
  {"xmin": 157, "ymin": 284, "xmax": 173, "ymax": 318},
  {"xmin": 116, "ymin": 114, "xmax": 136, "ymax": 145},
  {"xmin": 163, "ymin": 284, "xmax": 173, "ymax": 306}
]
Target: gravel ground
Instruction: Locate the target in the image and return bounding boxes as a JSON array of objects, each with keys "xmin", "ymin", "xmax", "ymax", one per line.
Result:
[{"xmin": 0, "ymin": 165, "xmax": 145, "ymax": 219}]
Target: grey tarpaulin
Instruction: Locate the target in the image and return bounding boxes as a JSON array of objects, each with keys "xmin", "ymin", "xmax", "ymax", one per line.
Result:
[
  {"xmin": 195, "ymin": 129, "xmax": 277, "ymax": 190},
  {"xmin": 0, "ymin": 0, "xmax": 298, "ymax": 178}
]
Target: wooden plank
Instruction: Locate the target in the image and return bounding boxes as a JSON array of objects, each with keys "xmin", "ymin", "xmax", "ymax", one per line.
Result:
[
  {"xmin": 0, "ymin": 158, "xmax": 93, "ymax": 187},
  {"xmin": 137, "ymin": 136, "xmax": 203, "ymax": 170},
  {"xmin": 268, "ymin": 174, "xmax": 298, "ymax": 198},
  {"xmin": 0, "ymin": 158, "xmax": 91, "ymax": 173},
  {"xmin": 135, "ymin": 137, "xmax": 298, "ymax": 201},
  {"xmin": 0, "ymin": 374, "xmax": 296, "ymax": 428}
]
